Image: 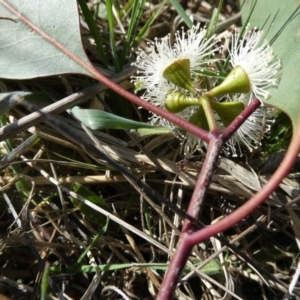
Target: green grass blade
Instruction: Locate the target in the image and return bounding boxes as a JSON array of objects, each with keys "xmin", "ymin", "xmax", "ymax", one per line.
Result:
[
  {"xmin": 206, "ymin": 0, "xmax": 223, "ymax": 38},
  {"xmin": 119, "ymin": 0, "xmax": 146, "ymax": 68},
  {"xmin": 106, "ymin": 0, "xmax": 120, "ymax": 71},
  {"xmin": 41, "ymin": 263, "xmax": 50, "ymax": 300},
  {"xmin": 78, "ymin": 0, "xmax": 108, "ymax": 68},
  {"xmin": 74, "ymin": 218, "xmax": 109, "ymax": 266},
  {"xmin": 169, "ymin": 0, "xmax": 192, "ymax": 28},
  {"xmin": 49, "ymin": 150, "xmax": 102, "ymax": 169},
  {"xmin": 50, "ymin": 260, "xmax": 222, "ymax": 275},
  {"xmin": 135, "ymin": 0, "xmax": 168, "ymax": 42},
  {"xmin": 71, "ymin": 182, "xmax": 110, "ymax": 225},
  {"xmin": 143, "ymin": 200, "xmax": 153, "ymax": 237}
]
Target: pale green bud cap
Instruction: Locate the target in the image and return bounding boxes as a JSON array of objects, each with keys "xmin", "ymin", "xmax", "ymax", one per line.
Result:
[
  {"xmin": 205, "ymin": 66, "xmax": 251, "ymax": 98},
  {"xmin": 163, "ymin": 59, "xmax": 196, "ymax": 94},
  {"xmin": 188, "ymin": 106, "xmax": 209, "ymax": 131},
  {"xmin": 165, "ymin": 90, "xmax": 201, "ymax": 113},
  {"xmin": 211, "ymin": 100, "xmax": 244, "ymax": 127}
]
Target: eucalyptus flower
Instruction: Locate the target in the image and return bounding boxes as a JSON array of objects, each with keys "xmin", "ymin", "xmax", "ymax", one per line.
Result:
[
  {"xmin": 206, "ymin": 28, "xmax": 281, "ymax": 103},
  {"xmin": 131, "ymin": 24, "xmax": 220, "ymax": 108},
  {"xmin": 131, "ymin": 23, "xmax": 221, "ymax": 150}
]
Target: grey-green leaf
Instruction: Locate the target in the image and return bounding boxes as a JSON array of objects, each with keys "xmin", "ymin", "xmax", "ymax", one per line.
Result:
[
  {"xmin": 72, "ymin": 106, "xmax": 158, "ymax": 130},
  {"xmin": 240, "ymin": 0, "xmax": 300, "ymax": 129},
  {"xmin": 0, "ymin": 0, "xmax": 92, "ymax": 79}
]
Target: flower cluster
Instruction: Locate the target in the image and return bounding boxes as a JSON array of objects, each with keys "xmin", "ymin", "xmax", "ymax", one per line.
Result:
[
  {"xmin": 132, "ymin": 24, "xmax": 220, "ymax": 106},
  {"xmin": 131, "ymin": 24, "xmax": 281, "ymax": 156}
]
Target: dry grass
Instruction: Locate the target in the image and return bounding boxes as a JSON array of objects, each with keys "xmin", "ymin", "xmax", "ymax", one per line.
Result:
[{"xmin": 0, "ymin": 1, "xmax": 299, "ymax": 299}]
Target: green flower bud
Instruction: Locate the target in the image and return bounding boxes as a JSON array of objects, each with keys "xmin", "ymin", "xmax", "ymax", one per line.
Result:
[
  {"xmin": 188, "ymin": 106, "xmax": 209, "ymax": 131},
  {"xmin": 211, "ymin": 100, "xmax": 244, "ymax": 126},
  {"xmin": 165, "ymin": 90, "xmax": 201, "ymax": 113},
  {"xmin": 163, "ymin": 59, "xmax": 196, "ymax": 94},
  {"xmin": 205, "ymin": 66, "xmax": 250, "ymax": 98}
]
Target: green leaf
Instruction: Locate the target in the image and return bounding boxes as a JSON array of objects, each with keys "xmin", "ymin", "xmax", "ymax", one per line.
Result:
[
  {"xmin": 40, "ymin": 263, "xmax": 50, "ymax": 300},
  {"xmin": 71, "ymin": 182, "xmax": 109, "ymax": 225},
  {"xmin": 78, "ymin": 0, "xmax": 108, "ymax": 68},
  {"xmin": 119, "ymin": 0, "xmax": 146, "ymax": 68},
  {"xmin": 105, "ymin": 0, "xmax": 120, "ymax": 72},
  {"xmin": 72, "ymin": 106, "xmax": 158, "ymax": 130},
  {"xmin": 169, "ymin": 0, "xmax": 193, "ymax": 28},
  {"xmin": 49, "ymin": 260, "xmax": 222, "ymax": 275},
  {"xmin": 0, "ymin": 0, "xmax": 92, "ymax": 79},
  {"xmin": 240, "ymin": 0, "xmax": 300, "ymax": 129},
  {"xmin": 135, "ymin": 0, "xmax": 167, "ymax": 42},
  {"xmin": 206, "ymin": 0, "xmax": 223, "ymax": 38},
  {"xmin": 74, "ymin": 218, "xmax": 109, "ymax": 266}
]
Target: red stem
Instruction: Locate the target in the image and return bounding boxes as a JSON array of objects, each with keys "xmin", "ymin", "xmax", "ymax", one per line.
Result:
[
  {"xmin": 157, "ymin": 136, "xmax": 223, "ymax": 299},
  {"xmin": 184, "ymin": 134, "xmax": 222, "ymax": 222},
  {"xmin": 157, "ymin": 109, "xmax": 300, "ymax": 299},
  {"xmin": 189, "ymin": 113, "xmax": 300, "ymax": 243},
  {"xmin": 157, "ymin": 103, "xmax": 300, "ymax": 299},
  {"xmin": 223, "ymin": 98, "xmax": 261, "ymax": 140}
]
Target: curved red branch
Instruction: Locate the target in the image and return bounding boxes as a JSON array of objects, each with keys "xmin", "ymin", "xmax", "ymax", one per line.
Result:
[
  {"xmin": 189, "ymin": 111, "xmax": 300, "ymax": 244},
  {"xmin": 157, "ymin": 136, "xmax": 223, "ymax": 299},
  {"xmin": 222, "ymin": 99, "xmax": 261, "ymax": 140}
]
